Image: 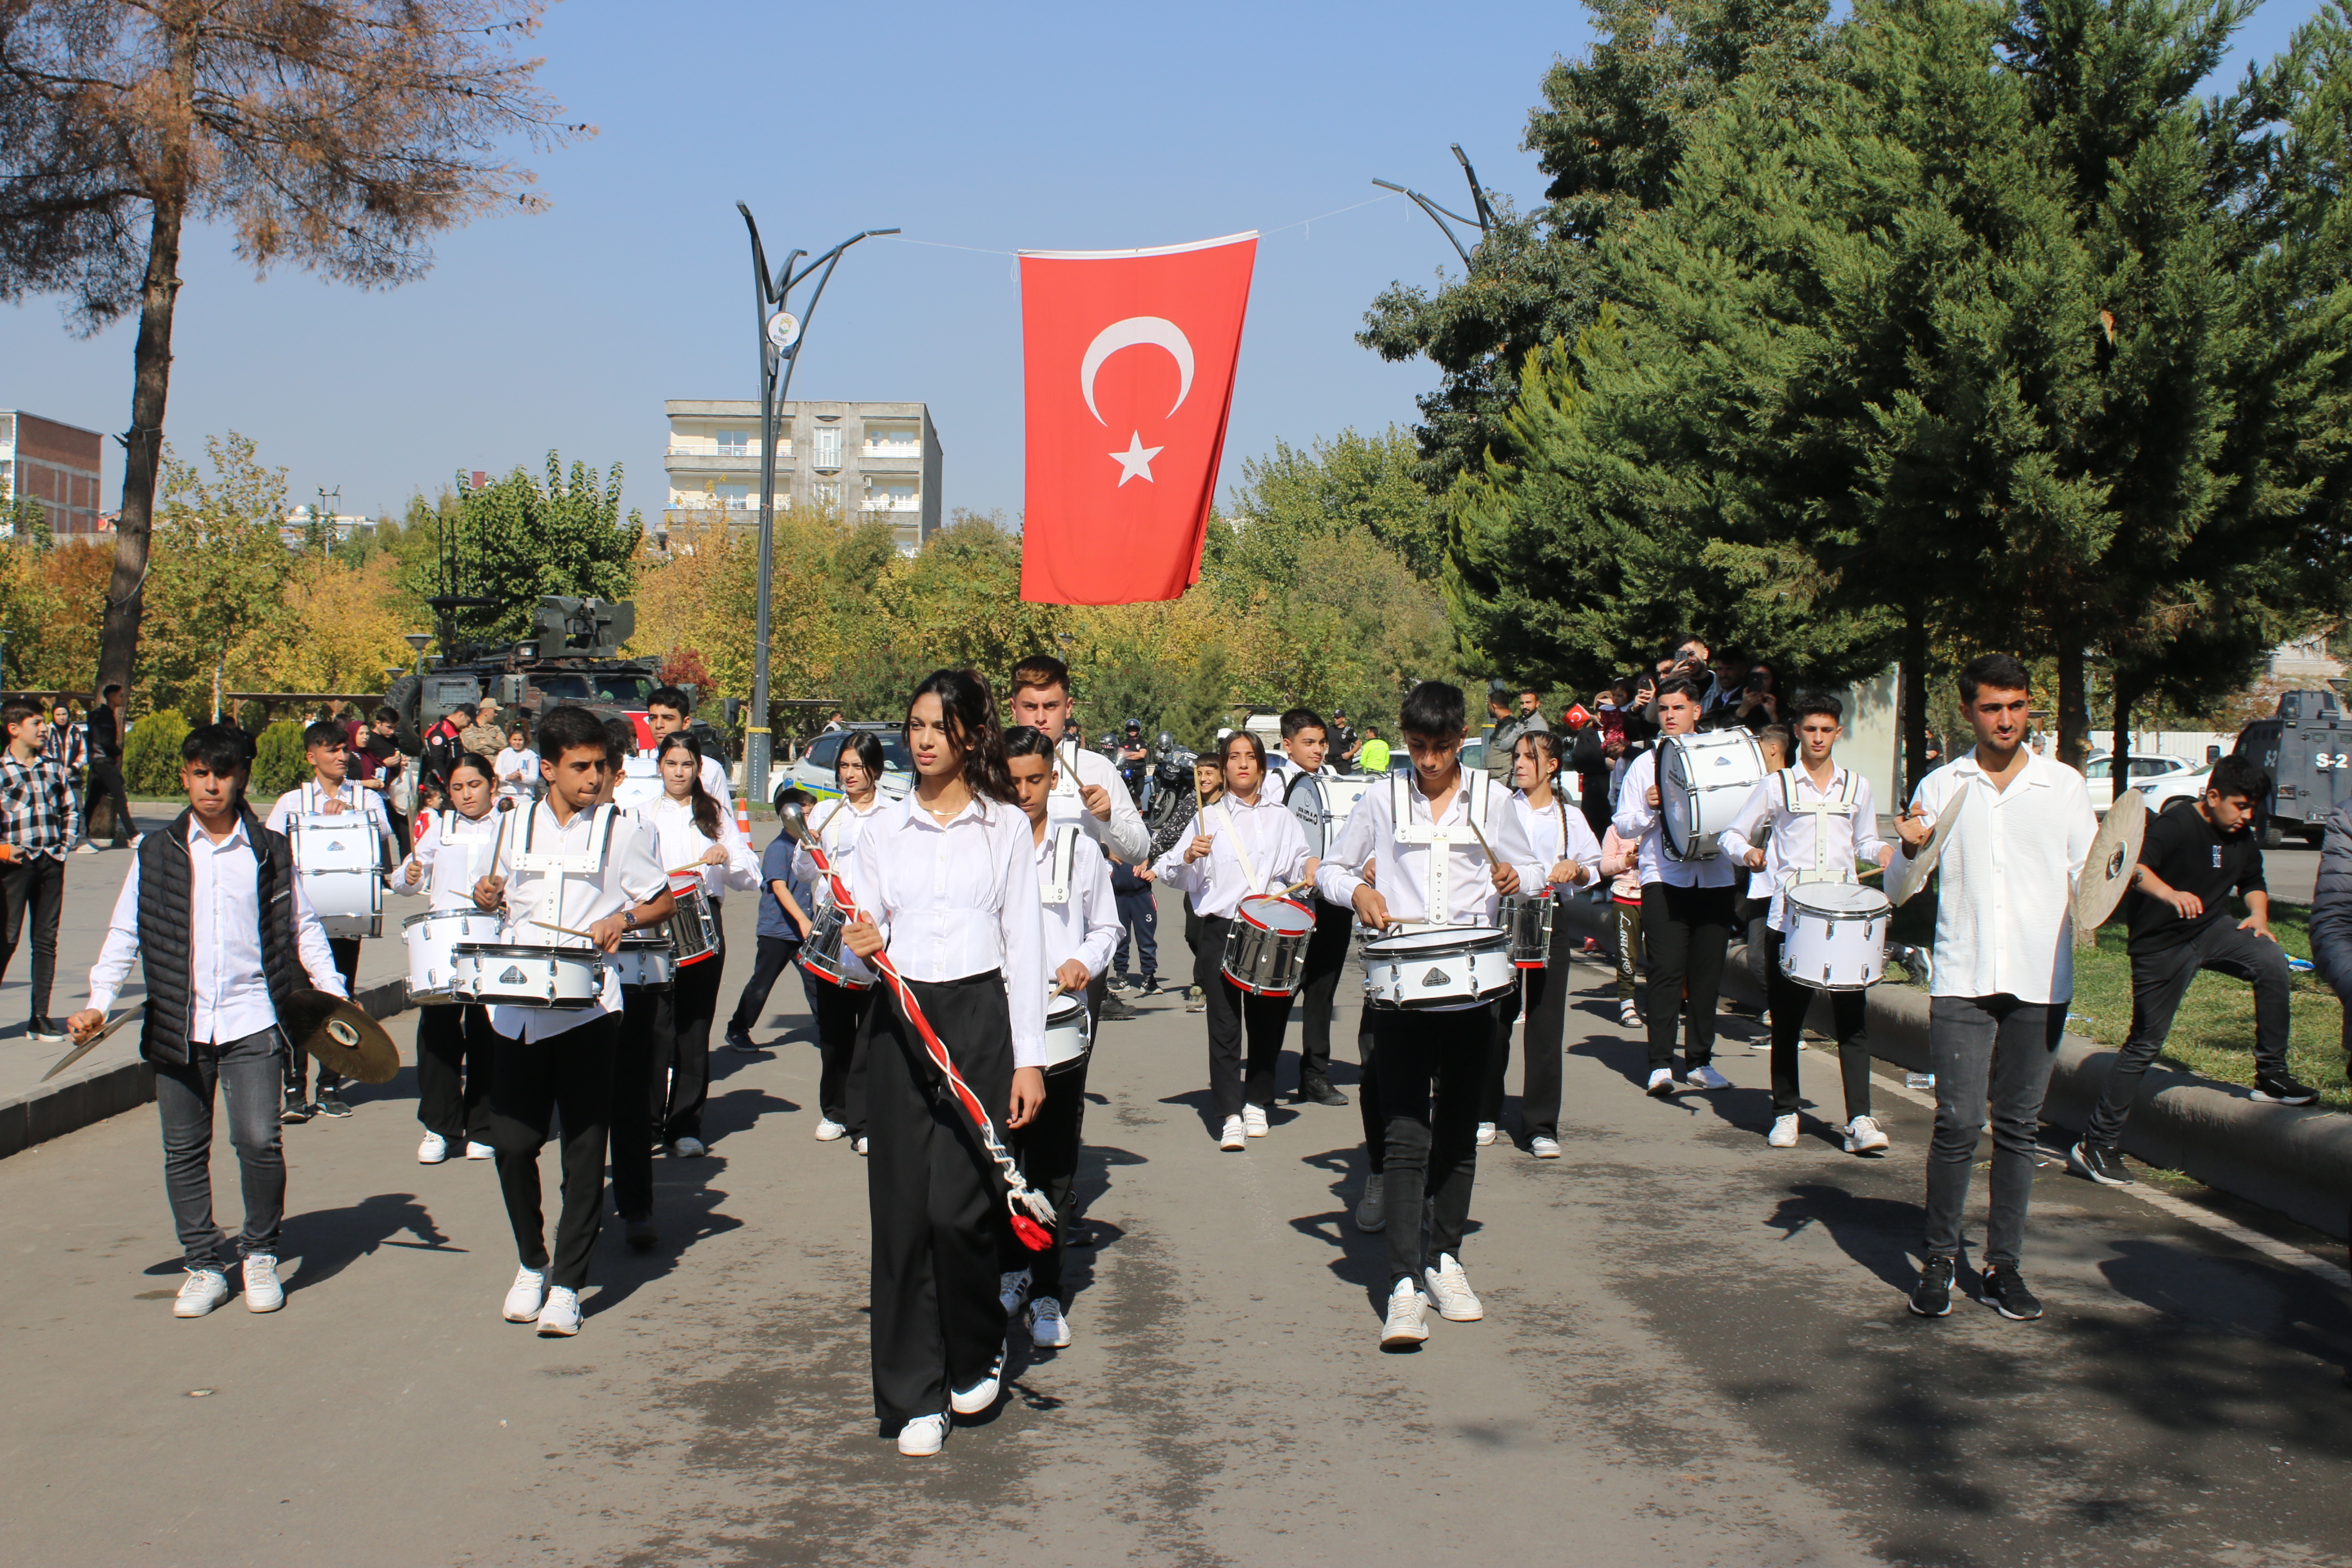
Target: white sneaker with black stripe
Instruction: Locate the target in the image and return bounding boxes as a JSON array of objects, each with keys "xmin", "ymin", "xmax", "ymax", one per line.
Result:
[{"xmin": 1380, "ymin": 1277, "xmax": 1429, "ymax": 1349}]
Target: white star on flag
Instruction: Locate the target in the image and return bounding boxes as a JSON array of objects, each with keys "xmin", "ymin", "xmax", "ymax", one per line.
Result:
[{"xmin": 1108, "ymin": 431, "xmax": 1164, "ymax": 487}]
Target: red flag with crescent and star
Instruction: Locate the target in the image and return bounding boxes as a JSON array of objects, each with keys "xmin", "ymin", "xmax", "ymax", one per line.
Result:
[{"xmin": 1018, "ymin": 231, "xmax": 1258, "ymax": 604}]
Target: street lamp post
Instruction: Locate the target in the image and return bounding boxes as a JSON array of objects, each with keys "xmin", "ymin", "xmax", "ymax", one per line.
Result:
[
  {"xmin": 734, "ymin": 206, "xmax": 899, "ymax": 807},
  {"xmin": 1372, "ymin": 143, "xmax": 1496, "ymax": 264}
]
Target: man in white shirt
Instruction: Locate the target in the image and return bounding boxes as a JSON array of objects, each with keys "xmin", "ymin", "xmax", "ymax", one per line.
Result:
[
  {"xmin": 1004, "ymin": 653, "xmax": 1153, "ymax": 867},
  {"xmin": 641, "ymin": 685, "xmax": 733, "ymax": 804},
  {"xmin": 471, "ymin": 705, "xmax": 675, "ymax": 1338},
  {"xmin": 1719, "ymin": 692, "xmax": 1896, "ymax": 1153},
  {"xmin": 1317, "ymin": 681, "xmax": 1547, "ymax": 1351},
  {"xmin": 70, "ymin": 723, "xmax": 349, "ymax": 1320},
  {"xmin": 1895, "ymin": 654, "xmax": 2097, "ymax": 1324},
  {"xmin": 1000, "ymin": 728, "xmax": 1122, "ymax": 1352},
  {"xmin": 1611, "ymin": 678, "xmax": 1742, "ymax": 1097},
  {"xmin": 1269, "ymin": 707, "xmax": 1353, "ymax": 1107}
]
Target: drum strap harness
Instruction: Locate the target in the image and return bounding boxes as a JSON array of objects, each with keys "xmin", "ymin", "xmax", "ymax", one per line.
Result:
[
  {"xmin": 1205, "ymin": 803, "xmax": 1267, "ymax": 896},
  {"xmin": 1390, "ymin": 770, "xmax": 1493, "ymax": 924},
  {"xmin": 1041, "ymin": 823, "xmax": 1079, "ymax": 906},
  {"xmin": 1774, "ymin": 766, "xmax": 1863, "ymax": 887},
  {"xmin": 511, "ymin": 802, "xmax": 620, "ymax": 944}
]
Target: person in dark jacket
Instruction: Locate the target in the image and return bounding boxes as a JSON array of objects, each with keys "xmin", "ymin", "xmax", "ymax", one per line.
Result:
[
  {"xmin": 2308, "ymin": 796, "xmax": 2352, "ymax": 1065},
  {"xmin": 75, "ymin": 681, "xmax": 137, "ymax": 851},
  {"xmin": 66, "ymin": 723, "xmax": 349, "ymax": 1320}
]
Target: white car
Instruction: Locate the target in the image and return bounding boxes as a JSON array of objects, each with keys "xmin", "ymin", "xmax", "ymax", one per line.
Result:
[
  {"xmin": 2132, "ymin": 766, "xmax": 2209, "ymax": 814},
  {"xmin": 781, "ymin": 727, "xmax": 914, "ymax": 808},
  {"xmin": 2084, "ymin": 752, "xmax": 2195, "ymax": 814}
]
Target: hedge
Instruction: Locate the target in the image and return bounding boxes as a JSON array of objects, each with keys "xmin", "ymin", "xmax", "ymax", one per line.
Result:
[
  {"xmin": 251, "ymin": 720, "xmax": 308, "ymax": 799},
  {"xmin": 122, "ymin": 709, "xmax": 191, "ymax": 796}
]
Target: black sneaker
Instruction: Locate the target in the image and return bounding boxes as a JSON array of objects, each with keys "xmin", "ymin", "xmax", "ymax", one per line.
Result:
[
  {"xmin": 26, "ymin": 1016, "xmax": 68, "ymax": 1043},
  {"xmin": 725, "ymin": 1028, "xmax": 758, "ymax": 1053},
  {"xmin": 624, "ymin": 1217, "xmax": 658, "ymax": 1251},
  {"xmin": 1296, "ymin": 1078, "xmax": 1349, "ymax": 1107},
  {"xmin": 2251, "ymin": 1073, "xmax": 2318, "ymax": 1106},
  {"xmin": 280, "ymin": 1097, "xmax": 313, "ymax": 1126},
  {"xmin": 1909, "ymin": 1255, "xmax": 1955, "ymax": 1318},
  {"xmin": 1099, "ymin": 994, "xmax": 1139, "ymax": 1022},
  {"xmin": 1980, "ymin": 1263, "xmax": 2044, "ymax": 1320},
  {"xmin": 315, "ymin": 1088, "xmax": 353, "ymax": 1119},
  {"xmin": 1138, "ymin": 977, "xmax": 1163, "ymax": 996},
  {"xmin": 2068, "ymin": 1141, "xmax": 2133, "ymax": 1186}
]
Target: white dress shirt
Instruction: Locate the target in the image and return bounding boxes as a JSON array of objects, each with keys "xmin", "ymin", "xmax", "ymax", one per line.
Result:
[
  {"xmin": 1511, "ymin": 788, "xmax": 1603, "ymax": 895},
  {"xmin": 1317, "ymin": 771, "xmax": 1548, "ymax": 927},
  {"xmin": 635, "ymin": 792, "xmax": 761, "ymax": 903},
  {"xmin": 1906, "ymin": 748, "xmax": 2097, "ymax": 1004},
  {"xmin": 1035, "ymin": 822, "xmax": 1121, "ymax": 981},
  {"xmin": 86, "ymin": 815, "xmax": 349, "ymax": 1036},
  {"xmin": 1049, "ymin": 738, "xmax": 1152, "ymax": 865},
  {"xmin": 398, "ymin": 804, "xmax": 507, "ymax": 912},
  {"xmin": 484, "ymin": 800, "xmax": 669, "ymax": 1041},
  {"xmin": 794, "ymin": 794, "xmax": 887, "ymax": 914},
  {"xmin": 1152, "ymin": 790, "xmax": 1311, "ymax": 920},
  {"xmin": 266, "ymin": 778, "xmax": 398, "ymax": 865},
  {"xmin": 1611, "ymin": 748, "xmax": 1740, "ymax": 889},
  {"xmin": 847, "ymin": 792, "xmax": 1049, "ymax": 1069},
  {"xmin": 1718, "ymin": 764, "xmax": 1890, "ymax": 932}
]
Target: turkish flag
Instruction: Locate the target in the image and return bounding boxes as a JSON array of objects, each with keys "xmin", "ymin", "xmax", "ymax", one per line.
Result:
[{"xmin": 1019, "ymin": 231, "xmax": 1257, "ymax": 604}]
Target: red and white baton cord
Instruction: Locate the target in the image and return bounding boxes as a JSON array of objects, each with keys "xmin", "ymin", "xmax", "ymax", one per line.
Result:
[{"xmin": 806, "ymin": 845, "xmax": 1053, "ymax": 1251}]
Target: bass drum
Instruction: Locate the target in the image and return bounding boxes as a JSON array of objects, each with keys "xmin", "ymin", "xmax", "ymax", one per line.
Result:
[{"xmin": 1659, "ymin": 730, "xmax": 1767, "ymax": 861}]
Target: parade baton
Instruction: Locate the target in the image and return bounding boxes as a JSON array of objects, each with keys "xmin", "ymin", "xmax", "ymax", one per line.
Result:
[{"xmin": 778, "ymin": 803, "xmax": 1054, "ymax": 1251}]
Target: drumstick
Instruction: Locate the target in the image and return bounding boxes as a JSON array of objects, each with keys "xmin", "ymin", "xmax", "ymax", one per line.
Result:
[
  {"xmin": 1462, "ymin": 815, "xmax": 1498, "ymax": 863},
  {"xmin": 667, "ymin": 861, "xmax": 709, "ymax": 877},
  {"xmin": 1273, "ymin": 876, "xmax": 1315, "ymax": 900},
  {"xmin": 530, "ymin": 919, "xmax": 603, "ymax": 942}
]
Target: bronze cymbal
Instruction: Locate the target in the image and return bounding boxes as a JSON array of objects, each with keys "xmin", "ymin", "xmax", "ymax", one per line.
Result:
[
  {"xmin": 2074, "ymin": 790, "xmax": 2148, "ymax": 942},
  {"xmin": 279, "ymin": 989, "xmax": 401, "ymax": 1084}
]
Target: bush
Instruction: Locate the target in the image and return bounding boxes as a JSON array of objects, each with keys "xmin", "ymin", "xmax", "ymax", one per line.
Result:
[
  {"xmin": 122, "ymin": 708, "xmax": 191, "ymax": 796},
  {"xmin": 251, "ymin": 720, "xmax": 308, "ymax": 799}
]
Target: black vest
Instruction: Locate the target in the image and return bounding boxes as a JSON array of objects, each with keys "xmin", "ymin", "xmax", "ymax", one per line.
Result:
[{"xmin": 135, "ymin": 807, "xmax": 306, "ymax": 1064}]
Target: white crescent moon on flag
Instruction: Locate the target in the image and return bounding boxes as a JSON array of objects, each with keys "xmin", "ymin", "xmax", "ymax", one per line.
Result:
[{"xmin": 1079, "ymin": 317, "xmax": 1195, "ymax": 426}]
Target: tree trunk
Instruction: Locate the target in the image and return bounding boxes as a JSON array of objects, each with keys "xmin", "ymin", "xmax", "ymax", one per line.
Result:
[
  {"xmin": 2057, "ymin": 641, "xmax": 2090, "ymax": 769},
  {"xmin": 2111, "ymin": 684, "xmax": 2135, "ymax": 780},
  {"xmin": 96, "ymin": 193, "xmax": 186, "ymax": 705},
  {"xmin": 1901, "ymin": 600, "xmax": 1929, "ymax": 795}
]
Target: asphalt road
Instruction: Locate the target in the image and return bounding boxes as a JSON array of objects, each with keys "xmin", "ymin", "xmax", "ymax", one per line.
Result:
[{"xmin": 4, "ymin": 879, "xmax": 2349, "ymax": 1567}]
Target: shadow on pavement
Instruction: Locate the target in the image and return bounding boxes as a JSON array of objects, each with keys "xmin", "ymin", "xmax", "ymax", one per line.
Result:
[
  {"xmin": 281, "ymin": 1190, "xmax": 457, "ymax": 1293},
  {"xmin": 1761, "ymin": 1181, "xmax": 1922, "ymax": 1296}
]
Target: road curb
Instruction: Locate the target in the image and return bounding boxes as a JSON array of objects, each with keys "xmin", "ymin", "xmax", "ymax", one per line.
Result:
[
  {"xmin": 0, "ymin": 978, "xmax": 412, "ymax": 1161},
  {"xmin": 1557, "ymin": 896, "xmax": 2352, "ymax": 1240}
]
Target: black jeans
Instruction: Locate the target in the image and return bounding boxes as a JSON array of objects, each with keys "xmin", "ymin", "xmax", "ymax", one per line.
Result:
[
  {"xmin": 489, "ymin": 1013, "xmax": 618, "ymax": 1291},
  {"xmin": 1485, "ymin": 910, "xmax": 1573, "ymax": 1138},
  {"xmin": 1289, "ymin": 895, "xmax": 1353, "ymax": 1090},
  {"xmin": 1006, "ymin": 1053, "xmax": 1090, "ymax": 1300},
  {"xmin": 155, "ymin": 1027, "xmax": 286, "ymax": 1270},
  {"xmin": 2086, "ymin": 922, "xmax": 2293, "ymax": 1146},
  {"xmin": 1924, "ymin": 994, "xmax": 2063, "ymax": 1269},
  {"xmin": 1763, "ymin": 930, "xmax": 1873, "ymax": 1121},
  {"xmin": 81, "ymin": 758, "xmax": 133, "ymax": 846},
  {"xmin": 610, "ymin": 985, "xmax": 660, "ymax": 1224},
  {"xmin": 0, "ymin": 853, "xmax": 64, "ymax": 1019},
  {"xmin": 1195, "ymin": 916, "xmax": 1291, "ymax": 1119},
  {"xmin": 726, "ymin": 934, "xmax": 799, "ymax": 1039},
  {"xmin": 807, "ymin": 971, "xmax": 874, "ymax": 1133},
  {"xmin": 1113, "ymin": 887, "xmax": 1158, "ymax": 982},
  {"xmin": 286, "ymin": 937, "xmax": 361, "ymax": 1099},
  {"xmin": 1374, "ymin": 1003, "xmax": 1496, "ymax": 1286},
  {"xmin": 415, "ymin": 1001, "xmax": 496, "ymax": 1143},
  {"xmin": 654, "ymin": 947, "xmax": 725, "ymax": 1143},
  {"xmin": 1640, "ymin": 881, "xmax": 1736, "ymax": 1069}
]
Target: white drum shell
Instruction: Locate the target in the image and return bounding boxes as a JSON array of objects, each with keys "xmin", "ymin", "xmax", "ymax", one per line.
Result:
[
  {"xmin": 1659, "ymin": 731, "xmax": 1767, "ymax": 862},
  {"xmin": 293, "ymin": 814, "xmax": 384, "ymax": 938},
  {"xmin": 606, "ymin": 940, "xmax": 676, "ymax": 989},
  {"xmin": 1778, "ymin": 883, "xmax": 1891, "ymax": 992},
  {"xmin": 403, "ymin": 908, "xmax": 503, "ymax": 1003},
  {"xmin": 1043, "ymin": 992, "xmax": 1092, "ymax": 1072},
  {"xmin": 1360, "ymin": 926, "xmax": 1517, "ymax": 1010},
  {"xmin": 453, "ymin": 943, "xmax": 605, "ymax": 1008}
]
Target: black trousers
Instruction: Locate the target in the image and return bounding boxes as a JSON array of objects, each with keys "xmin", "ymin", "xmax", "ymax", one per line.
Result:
[
  {"xmin": 1195, "ymin": 915, "xmax": 1291, "ymax": 1119},
  {"xmin": 1357, "ymin": 1012, "xmax": 1386, "ymax": 1172},
  {"xmin": 867, "ymin": 972, "xmax": 1014, "ymax": 1428},
  {"xmin": 415, "ymin": 1001, "xmax": 496, "ymax": 1143},
  {"xmin": 287, "ymin": 937, "xmax": 362, "ymax": 1098},
  {"xmin": 609, "ymin": 985, "xmax": 661, "ymax": 1224},
  {"xmin": 654, "ymin": 945, "xmax": 725, "ymax": 1143},
  {"xmin": 1375, "ymin": 1002, "xmax": 1496, "ymax": 1286},
  {"xmin": 1289, "ymin": 895, "xmax": 1353, "ymax": 1090},
  {"xmin": 2087, "ymin": 921, "xmax": 2294, "ymax": 1145},
  {"xmin": 808, "ymin": 971, "xmax": 874, "ymax": 1133},
  {"xmin": 81, "ymin": 758, "xmax": 132, "ymax": 845},
  {"xmin": 1006, "ymin": 1053, "xmax": 1089, "ymax": 1300},
  {"xmin": 1640, "ymin": 881, "xmax": 1736, "ymax": 1069},
  {"xmin": 726, "ymin": 933, "xmax": 799, "ymax": 1038},
  {"xmin": 0, "ymin": 853, "xmax": 64, "ymax": 1019},
  {"xmin": 1484, "ymin": 910, "xmax": 1574, "ymax": 1138},
  {"xmin": 1763, "ymin": 930, "xmax": 1873, "ymax": 1119},
  {"xmin": 489, "ymin": 1012, "xmax": 618, "ymax": 1291}
]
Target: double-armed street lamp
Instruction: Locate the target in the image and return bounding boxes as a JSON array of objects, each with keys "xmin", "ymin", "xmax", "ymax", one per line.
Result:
[{"xmin": 1372, "ymin": 143, "xmax": 1496, "ymax": 266}]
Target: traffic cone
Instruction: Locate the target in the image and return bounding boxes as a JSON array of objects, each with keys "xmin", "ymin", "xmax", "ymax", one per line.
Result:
[{"xmin": 736, "ymin": 795, "xmax": 752, "ymax": 838}]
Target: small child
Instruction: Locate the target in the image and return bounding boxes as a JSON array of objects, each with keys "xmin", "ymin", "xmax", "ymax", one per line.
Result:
[
  {"xmin": 1602, "ymin": 823, "xmax": 1643, "ymax": 1029},
  {"xmin": 495, "ymin": 724, "xmax": 539, "ymax": 801}
]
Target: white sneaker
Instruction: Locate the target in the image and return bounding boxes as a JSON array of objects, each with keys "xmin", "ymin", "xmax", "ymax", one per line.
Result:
[
  {"xmin": 1475, "ymin": 1121, "xmax": 1498, "ymax": 1146},
  {"xmin": 897, "ymin": 1412, "xmax": 948, "ymax": 1457},
  {"xmin": 1844, "ymin": 1115, "xmax": 1890, "ymax": 1155},
  {"xmin": 1750, "ymin": 1034, "xmax": 1774, "ymax": 1052},
  {"xmin": 1355, "ymin": 1173, "xmax": 1386, "ymax": 1232},
  {"xmin": 1768, "ymin": 1113, "xmax": 1800, "ymax": 1148},
  {"xmin": 949, "ymin": 1353, "xmax": 1003, "ymax": 1415},
  {"xmin": 1028, "ymin": 1295, "xmax": 1072, "ymax": 1348},
  {"xmin": 1423, "ymin": 1253, "xmax": 1485, "ymax": 1321},
  {"xmin": 1646, "ymin": 1067, "xmax": 1677, "ymax": 1099},
  {"xmin": 174, "ymin": 1268, "xmax": 230, "ymax": 1318},
  {"xmin": 502, "ymin": 1265, "xmax": 548, "ymax": 1322},
  {"xmin": 1530, "ymin": 1136, "xmax": 1562, "ymax": 1159},
  {"xmin": 536, "ymin": 1286, "xmax": 582, "ymax": 1337},
  {"xmin": 852, "ymin": 1136, "xmax": 870, "ymax": 1156},
  {"xmin": 417, "ymin": 1132, "xmax": 449, "ymax": 1164},
  {"xmin": 1380, "ymin": 1277, "xmax": 1429, "ymax": 1348},
  {"xmin": 669, "ymin": 1135, "xmax": 707, "ymax": 1157},
  {"xmin": 465, "ymin": 1141, "xmax": 495, "ymax": 1160},
  {"xmin": 998, "ymin": 1269, "xmax": 1029, "ymax": 1318},
  {"xmin": 813, "ymin": 1118, "xmax": 847, "ymax": 1142},
  {"xmin": 1686, "ymin": 1064, "xmax": 1732, "ymax": 1092},
  {"xmin": 1242, "ymin": 1104, "xmax": 1270, "ymax": 1137},
  {"xmin": 1618, "ymin": 999, "xmax": 1642, "ymax": 1028},
  {"xmin": 242, "ymin": 1253, "xmax": 284, "ymax": 1312},
  {"xmin": 1219, "ymin": 1115, "xmax": 1246, "ymax": 1151}
]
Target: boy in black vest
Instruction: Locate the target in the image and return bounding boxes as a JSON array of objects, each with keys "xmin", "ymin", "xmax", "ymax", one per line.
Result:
[{"xmin": 70, "ymin": 723, "xmax": 350, "ymax": 1319}]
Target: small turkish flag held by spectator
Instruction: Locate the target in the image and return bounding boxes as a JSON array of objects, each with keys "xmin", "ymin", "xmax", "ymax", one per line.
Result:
[{"xmin": 1019, "ymin": 231, "xmax": 1257, "ymax": 604}]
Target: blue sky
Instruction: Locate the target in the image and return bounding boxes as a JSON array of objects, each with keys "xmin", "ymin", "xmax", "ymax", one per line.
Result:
[{"xmin": 0, "ymin": 0, "xmax": 2326, "ymax": 529}]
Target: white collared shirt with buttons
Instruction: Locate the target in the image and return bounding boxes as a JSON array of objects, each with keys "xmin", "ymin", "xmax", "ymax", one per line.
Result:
[
  {"xmin": 1152, "ymin": 790, "xmax": 1311, "ymax": 921},
  {"xmin": 1047, "ymin": 737, "xmax": 1152, "ymax": 865},
  {"xmin": 1511, "ymin": 787, "xmax": 1603, "ymax": 896},
  {"xmin": 1035, "ymin": 823, "xmax": 1122, "ymax": 980},
  {"xmin": 1718, "ymin": 763, "xmax": 1891, "ymax": 932},
  {"xmin": 398, "ymin": 804, "xmax": 506, "ymax": 912},
  {"xmin": 1610, "ymin": 747, "xmax": 1740, "ymax": 889},
  {"xmin": 794, "ymin": 795, "xmax": 887, "ymax": 914},
  {"xmin": 484, "ymin": 799, "xmax": 669, "ymax": 1043},
  {"xmin": 636, "ymin": 793, "xmax": 762, "ymax": 904},
  {"xmin": 86, "ymin": 814, "xmax": 349, "ymax": 1038},
  {"xmin": 266, "ymin": 778, "xmax": 398, "ymax": 866},
  {"xmin": 1316, "ymin": 772, "xmax": 1549, "ymax": 927},
  {"xmin": 1906, "ymin": 748, "xmax": 2097, "ymax": 1004},
  {"xmin": 846, "ymin": 792, "xmax": 1050, "ymax": 1068}
]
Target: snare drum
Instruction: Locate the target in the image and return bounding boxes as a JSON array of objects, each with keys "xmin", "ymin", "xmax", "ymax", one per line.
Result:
[
  {"xmin": 1220, "ymin": 896, "xmax": 1317, "ymax": 997},
  {"xmin": 798, "ymin": 903, "xmax": 875, "ymax": 990},
  {"xmin": 453, "ymin": 943, "xmax": 605, "ymax": 1008},
  {"xmin": 1779, "ymin": 882, "xmax": 1891, "ymax": 991},
  {"xmin": 291, "ymin": 813, "xmax": 384, "ymax": 939},
  {"xmin": 1502, "ymin": 894, "xmax": 1554, "ymax": 968},
  {"xmin": 1659, "ymin": 730, "xmax": 1767, "ymax": 861},
  {"xmin": 665, "ymin": 874, "xmax": 722, "ymax": 967},
  {"xmin": 605, "ymin": 936, "xmax": 676, "ymax": 990},
  {"xmin": 1360, "ymin": 926, "xmax": 1517, "ymax": 1010},
  {"xmin": 1043, "ymin": 990, "xmax": 1092, "ymax": 1073},
  {"xmin": 402, "ymin": 908, "xmax": 502, "ymax": 1003}
]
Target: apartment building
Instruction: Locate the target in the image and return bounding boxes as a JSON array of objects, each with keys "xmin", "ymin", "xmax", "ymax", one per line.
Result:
[
  {"xmin": 0, "ymin": 409, "xmax": 107, "ymax": 536},
  {"xmin": 663, "ymin": 400, "xmax": 942, "ymax": 554}
]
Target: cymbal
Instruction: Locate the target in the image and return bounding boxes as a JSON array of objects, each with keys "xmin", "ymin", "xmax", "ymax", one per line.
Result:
[
  {"xmin": 2074, "ymin": 790, "xmax": 2148, "ymax": 941},
  {"xmin": 279, "ymin": 990, "xmax": 401, "ymax": 1084},
  {"xmin": 41, "ymin": 1004, "xmax": 143, "ymax": 1083},
  {"xmin": 1887, "ymin": 805, "xmax": 1961, "ymax": 906}
]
